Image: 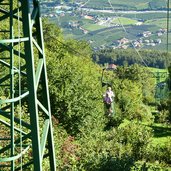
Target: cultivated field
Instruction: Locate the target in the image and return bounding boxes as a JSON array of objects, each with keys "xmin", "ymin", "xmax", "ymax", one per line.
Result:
[{"xmin": 49, "ymin": 0, "xmax": 171, "ymax": 51}]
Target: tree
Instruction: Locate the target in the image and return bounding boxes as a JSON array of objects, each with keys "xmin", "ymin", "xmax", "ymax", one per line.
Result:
[{"xmin": 43, "ymin": 19, "xmax": 104, "ymax": 135}]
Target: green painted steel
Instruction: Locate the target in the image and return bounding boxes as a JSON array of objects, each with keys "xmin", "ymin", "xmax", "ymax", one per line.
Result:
[
  {"xmin": 153, "ymin": 71, "xmax": 169, "ymax": 102},
  {"xmin": 0, "ymin": 0, "xmax": 56, "ymax": 170}
]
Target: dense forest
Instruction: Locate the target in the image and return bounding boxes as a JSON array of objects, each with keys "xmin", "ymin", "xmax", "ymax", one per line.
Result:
[
  {"xmin": 1, "ymin": 17, "xmax": 171, "ymax": 170},
  {"xmin": 93, "ymin": 49, "xmax": 171, "ymax": 69}
]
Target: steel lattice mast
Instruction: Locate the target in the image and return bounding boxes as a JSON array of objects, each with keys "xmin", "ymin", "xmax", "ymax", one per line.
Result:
[{"xmin": 0, "ymin": 0, "xmax": 56, "ymax": 170}]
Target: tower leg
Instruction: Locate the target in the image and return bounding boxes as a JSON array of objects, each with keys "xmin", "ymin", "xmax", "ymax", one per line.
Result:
[{"xmin": 0, "ymin": 0, "xmax": 56, "ymax": 170}]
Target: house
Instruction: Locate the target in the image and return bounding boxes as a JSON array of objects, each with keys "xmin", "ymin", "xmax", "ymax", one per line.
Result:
[
  {"xmin": 143, "ymin": 31, "xmax": 151, "ymax": 37},
  {"xmin": 69, "ymin": 21, "xmax": 79, "ymax": 28},
  {"xmin": 118, "ymin": 38, "xmax": 129, "ymax": 45},
  {"xmin": 154, "ymin": 39, "xmax": 162, "ymax": 44},
  {"xmin": 107, "ymin": 64, "xmax": 117, "ymax": 70},
  {"xmin": 84, "ymin": 15, "xmax": 94, "ymax": 20},
  {"xmin": 133, "ymin": 41, "xmax": 142, "ymax": 48},
  {"xmin": 157, "ymin": 28, "xmax": 167, "ymax": 36},
  {"xmin": 157, "ymin": 32, "xmax": 163, "ymax": 36},
  {"xmin": 159, "ymin": 28, "xmax": 167, "ymax": 33}
]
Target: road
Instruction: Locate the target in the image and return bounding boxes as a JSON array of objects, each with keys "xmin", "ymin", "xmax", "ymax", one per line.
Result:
[{"xmin": 80, "ymin": 8, "xmax": 168, "ymax": 14}]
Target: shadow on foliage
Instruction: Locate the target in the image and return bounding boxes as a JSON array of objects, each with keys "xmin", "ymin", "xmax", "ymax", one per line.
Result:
[
  {"xmin": 150, "ymin": 125, "xmax": 171, "ymax": 138},
  {"xmin": 104, "ymin": 117, "xmax": 122, "ymax": 131},
  {"xmin": 98, "ymin": 156, "xmax": 135, "ymax": 171}
]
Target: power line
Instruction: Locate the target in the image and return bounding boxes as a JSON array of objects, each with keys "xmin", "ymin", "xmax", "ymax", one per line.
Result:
[
  {"xmin": 107, "ymin": 0, "xmax": 149, "ymax": 67},
  {"xmin": 80, "ymin": 0, "xmax": 91, "ymax": 8},
  {"xmin": 166, "ymin": 0, "xmax": 170, "ymax": 53},
  {"xmin": 56, "ymin": 39, "xmax": 90, "ymax": 58}
]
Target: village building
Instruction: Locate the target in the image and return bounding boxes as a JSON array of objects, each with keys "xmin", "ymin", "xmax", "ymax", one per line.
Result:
[
  {"xmin": 143, "ymin": 31, "xmax": 152, "ymax": 37},
  {"xmin": 118, "ymin": 38, "xmax": 129, "ymax": 45},
  {"xmin": 84, "ymin": 15, "xmax": 94, "ymax": 20},
  {"xmin": 107, "ymin": 64, "xmax": 117, "ymax": 70}
]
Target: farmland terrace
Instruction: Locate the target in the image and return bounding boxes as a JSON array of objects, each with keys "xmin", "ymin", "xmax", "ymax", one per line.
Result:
[{"xmin": 40, "ymin": 0, "xmax": 171, "ymax": 51}]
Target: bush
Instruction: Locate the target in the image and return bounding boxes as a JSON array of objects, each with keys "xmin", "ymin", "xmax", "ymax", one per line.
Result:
[
  {"xmin": 144, "ymin": 138, "xmax": 171, "ymax": 165},
  {"xmin": 131, "ymin": 161, "xmax": 170, "ymax": 171},
  {"xmin": 117, "ymin": 120, "xmax": 153, "ymax": 160}
]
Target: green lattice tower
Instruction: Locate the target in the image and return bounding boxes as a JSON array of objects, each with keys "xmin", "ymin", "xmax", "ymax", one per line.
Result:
[{"xmin": 0, "ymin": 0, "xmax": 56, "ymax": 170}]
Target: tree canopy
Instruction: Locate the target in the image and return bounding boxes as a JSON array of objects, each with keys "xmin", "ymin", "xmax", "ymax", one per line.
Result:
[{"xmin": 93, "ymin": 48, "xmax": 171, "ymax": 69}]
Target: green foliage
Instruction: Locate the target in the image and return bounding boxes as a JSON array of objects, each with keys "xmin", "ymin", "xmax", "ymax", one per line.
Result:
[
  {"xmin": 118, "ymin": 121, "xmax": 153, "ymax": 159},
  {"xmin": 1, "ymin": 16, "xmax": 171, "ymax": 170},
  {"xmin": 131, "ymin": 161, "xmax": 170, "ymax": 171},
  {"xmin": 155, "ymin": 109, "xmax": 170, "ymax": 124},
  {"xmin": 73, "ymin": 121, "xmax": 152, "ymax": 170},
  {"xmin": 43, "ymin": 20, "xmax": 104, "ymax": 135},
  {"xmin": 117, "ymin": 79, "xmax": 144, "ymax": 117},
  {"xmin": 144, "ymin": 138, "xmax": 171, "ymax": 165},
  {"xmin": 156, "ymin": 95, "xmax": 171, "ymax": 123},
  {"xmin": 113, "ymin": 65, "xmax": 155, "ymax": 123},
  {"xmin": 53, "ymin": 119, "xmax": 153, "ymax": 170},
  {"xmin": 47, "ymin": 54, "xmax": 103, "ymax": 135},
  {"xmin": 93, "ymin": 49, "xmax": 171, "ymax": 69},
  {"xmin": 53, "ymin": 125, "xmax": 81, "ymax": 170}
]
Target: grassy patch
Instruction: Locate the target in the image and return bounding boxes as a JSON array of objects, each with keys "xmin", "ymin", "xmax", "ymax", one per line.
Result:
[
  {"xmin": 145, "ymin": 18, "xmax": 171, "ymax": 28},
  {"xmin": 150, "ymin": 123, "xmax": 171, "ymax": 146},
  {"xmin": 148, "ymin": 67, "xmax": 168, "ymax": 73},
  {"xmin": 82, "ymin": 24, "xmax": 107, "ymax": 31},
  {"xmin": 152, "ymin": 137, "xmax": 170, "ymax": 146},
  {"xmin": 112, "ymin": 17, "xmax": 137, "ymax": 25},
  {"xmin": 136, "ymin": 2, "xmax": 149, "ymax": 9}
]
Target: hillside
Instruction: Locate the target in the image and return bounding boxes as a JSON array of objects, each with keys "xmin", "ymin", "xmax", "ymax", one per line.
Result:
[
  {"xmin": 41, "ymin": 0, "xmax": 171, "ymax": 51},
  {"xmin": 1, "ymin": 6, "xmax": 171, "ymax": 170},
  {"xmin": 42, "ymin": 21, "xmax": 171, "ymax": 170},
  {"xmin": 75, "ymin": 0, "xmax": 167, "ymax": 10},
  {"xmin": 41, "ymin": 0, "xmax": 169, "ymax": 11}
]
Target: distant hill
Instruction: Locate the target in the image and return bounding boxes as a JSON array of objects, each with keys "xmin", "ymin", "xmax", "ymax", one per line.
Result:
[
  {"xmin": 41, "ymin": 0, "xmax": 171, "ymax": 51},
  {"xmin": 75, "ymin": 0, "xmax": 167, "ymax": 11},
  {"xmin": 61, "ymin": 0, "xmax": 170, "ymax": 11}
]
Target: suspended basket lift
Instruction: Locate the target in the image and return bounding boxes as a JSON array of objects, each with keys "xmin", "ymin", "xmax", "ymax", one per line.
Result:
[
  {"xmin": 153, "ymin": 0, "xmax": 171, "ymax": 104},
  {"xmin": 153, "ymin": 71, "xmax": 169, "ymax": 102},
  {"xmin": 101, "ymin": 64, "xmax": 170, "ymax": 117},
  {"xmin": 101, "ymin": 67, "xmax": 115, "ymax": 116}
]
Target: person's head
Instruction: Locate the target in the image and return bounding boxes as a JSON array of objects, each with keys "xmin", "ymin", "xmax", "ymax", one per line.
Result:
[{"xmin": 107, "ymin": 86, "xmax": 111, "ymax": 91}]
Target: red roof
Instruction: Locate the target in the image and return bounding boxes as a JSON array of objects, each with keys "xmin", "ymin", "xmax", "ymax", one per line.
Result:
[{"xmin": 108, "ymin": 64, "xmax": 117, "ymax": 69}]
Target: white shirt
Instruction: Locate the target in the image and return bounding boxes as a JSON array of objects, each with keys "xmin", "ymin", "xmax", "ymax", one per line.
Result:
[{"xmin": 106, "ymin": 90, "xmax": 115, "ymax": 98}]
